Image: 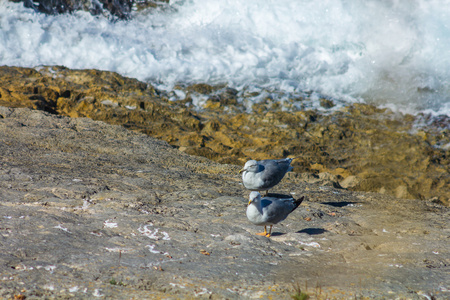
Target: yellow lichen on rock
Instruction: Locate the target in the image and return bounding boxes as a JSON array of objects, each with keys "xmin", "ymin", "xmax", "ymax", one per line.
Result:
[{"xmin": 0, "ymin": 65, "xmax": 448, "ymax": 205}]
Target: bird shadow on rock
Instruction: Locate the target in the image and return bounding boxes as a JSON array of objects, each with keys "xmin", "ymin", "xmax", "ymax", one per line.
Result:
[
  {"xmin": 271, "ymin": 228, "xmax": 329, "ymax": 237},
  {"xmin": 269, "ymin": 232, "xmax": 286, "ymax": 237},
  {"xmin": 296, "ymin": 228, "xmax": 328, "ymax": 235},
  {"xmin": 320, "ymin": 201, "xmax": 360, "ymax": 208}
]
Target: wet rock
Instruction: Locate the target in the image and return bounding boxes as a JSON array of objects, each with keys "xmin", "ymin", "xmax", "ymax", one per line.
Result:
[
  {"xmin": 0, "ymin": 65, "xmax": 448, "ymax": 206},
  {"xmin": 11, "ymin": 0, "xmax": 168, "ymax": 19},
  {"xmin": 319, "ymin": 98, "xmax": 335, "ymax": 109}
]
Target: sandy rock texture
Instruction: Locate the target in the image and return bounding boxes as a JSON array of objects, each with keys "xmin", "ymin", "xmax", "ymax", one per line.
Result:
[
  {"xmin": 0, "ymin": 66, "xmax": 448, "ymax": 206},
  {"xmin": 0, "ymin": 107, "xmax": 448, "ymax": 299}
]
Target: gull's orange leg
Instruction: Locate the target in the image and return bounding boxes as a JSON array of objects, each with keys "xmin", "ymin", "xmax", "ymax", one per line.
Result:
[
  {"xmin": 255, "ymin": 226, "xmax": 267, "ymax": 236},
  {"xmin": 265, "ymin": 225, "xmax": 273, "ymax": 237}
]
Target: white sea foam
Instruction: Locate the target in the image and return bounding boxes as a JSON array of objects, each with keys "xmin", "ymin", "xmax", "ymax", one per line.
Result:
[{"xmin": 0, "ymin": 0, "xmax": 449, "ymax": 116}]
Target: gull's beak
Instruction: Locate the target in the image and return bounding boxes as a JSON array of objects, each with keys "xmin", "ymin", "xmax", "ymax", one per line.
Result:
[
  {"xmin": 239, "ymin": 168, "xmax": 246, "ymax": 174},
  {"xmin": 248, "ymin": 200, "xmax": 252, "ymax": 206}
]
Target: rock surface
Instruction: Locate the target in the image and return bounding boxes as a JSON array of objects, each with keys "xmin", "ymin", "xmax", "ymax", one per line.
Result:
[
  {"xmin": 0, "ymin": 66, "xmax": 448, "ymax": 205},
  {"xmin": 0, "ymin": 107, "xmax": 449, "ymax": 299},
  {"xmin": 10, "ymin": 0, "xmax": 166, "ymax": 19}
]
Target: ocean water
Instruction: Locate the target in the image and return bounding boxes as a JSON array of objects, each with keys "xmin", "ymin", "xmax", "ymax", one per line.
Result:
[{"xmin": 1, "ymin": 0, "xmax": 449, "ymax": 116}]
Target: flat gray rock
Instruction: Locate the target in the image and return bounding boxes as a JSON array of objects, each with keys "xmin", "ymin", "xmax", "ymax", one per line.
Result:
[{"xmin": 0, "ymin": 107, "xmax": 448, "ymax": 299}]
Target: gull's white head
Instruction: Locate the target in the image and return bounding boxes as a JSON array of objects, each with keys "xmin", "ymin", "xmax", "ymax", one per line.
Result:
[
  {"xmin": 239, "ymin": 160, "xmax": 259, "ymax": 174},
  {"xmin": 248, "ymin": 191, "xmax": 261, "ymax": 205}
]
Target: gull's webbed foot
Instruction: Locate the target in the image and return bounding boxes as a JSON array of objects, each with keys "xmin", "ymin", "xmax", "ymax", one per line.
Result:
[{"xmin": 255, "ymin": 226, "xmax": 267, "ymax": 236}]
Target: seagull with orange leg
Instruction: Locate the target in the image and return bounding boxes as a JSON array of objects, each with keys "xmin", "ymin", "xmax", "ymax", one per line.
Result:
[
  {"xmin": 246, "ymin": 191, "xmax": 304, "ymax": 237},
  {"xmin": 239, "ymin": 157, "xmax": 298, "ymax": 196}
]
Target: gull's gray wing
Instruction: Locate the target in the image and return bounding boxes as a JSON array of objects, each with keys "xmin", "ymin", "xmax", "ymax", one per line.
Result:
[
  {"xmin": 258, "ymin": 158, "xmax": 293, "ymax": 189},
  {"xmin": 260, "ymin": 196, "xmax": 300, "ymax": 224}
]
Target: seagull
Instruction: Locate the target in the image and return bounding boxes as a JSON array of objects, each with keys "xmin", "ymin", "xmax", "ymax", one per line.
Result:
[
  {"xmin": 246, "ymin": 191, "xmax": 304, "ymax": 237},
  {"xmin": 239, "ymin": 157, "xmax": 298, "ymax": 195}
]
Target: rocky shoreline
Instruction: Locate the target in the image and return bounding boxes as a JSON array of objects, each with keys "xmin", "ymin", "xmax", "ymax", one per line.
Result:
[
  {"xmin": 0, "ymin": 66, "xmax": 448, "ymax": 205},
  {"xmin": 0, "ymin": 65, "xmax": 449, "ymax": 298},
  {"xmin": 0, "ymin": 106, "xmax": 448, "ymax": 299}
]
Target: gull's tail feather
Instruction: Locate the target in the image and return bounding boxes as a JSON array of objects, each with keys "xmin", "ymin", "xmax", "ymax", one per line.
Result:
[
  {"xmin": 288, "ymin": 156, "xmax": 301, "ymax": 162},
  {"xmin": 278, "ymin": 156, "xmax": 301, "ymax": 164},
  {"xmin": 292, "ymin": 196, "xmax": 305, "ymax": 211},
  {"xmin": 285, "ymin": 156, "xmax": 301, "ymax": 171}
]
